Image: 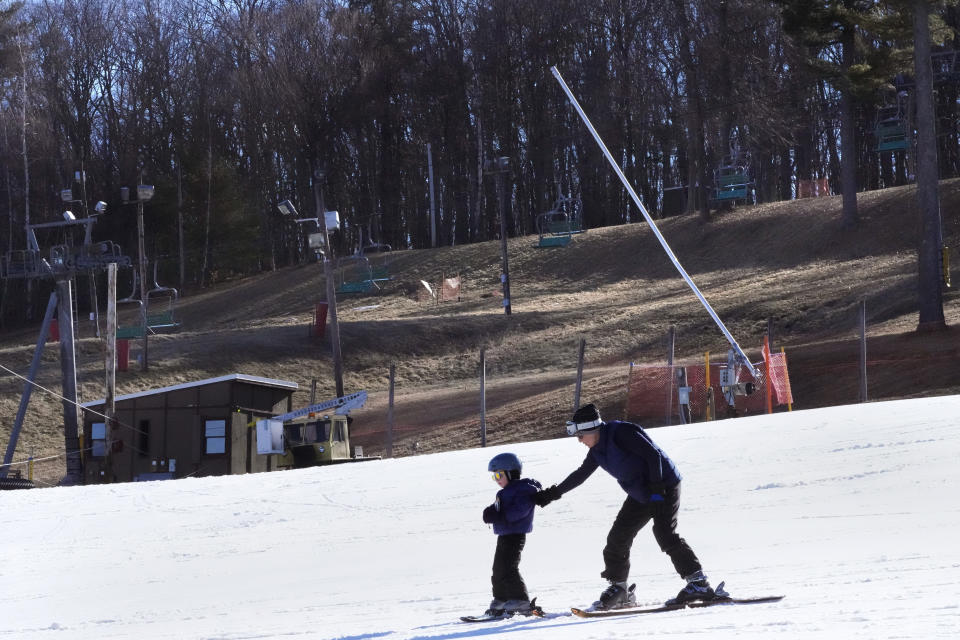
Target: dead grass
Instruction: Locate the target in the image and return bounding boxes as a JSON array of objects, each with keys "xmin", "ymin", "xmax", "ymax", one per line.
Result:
[{"xmin": 2, "ymin": 179, "xmax": 959, "ymax": 484}]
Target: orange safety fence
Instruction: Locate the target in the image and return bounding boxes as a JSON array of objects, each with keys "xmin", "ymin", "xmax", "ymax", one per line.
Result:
[
  {"xmin": 624, "ymin": 352, "xmax": 792, "ymax": 426},
  {"xmin": 797, "ymin": 178, "xmax": 831, "ymax": 199}
]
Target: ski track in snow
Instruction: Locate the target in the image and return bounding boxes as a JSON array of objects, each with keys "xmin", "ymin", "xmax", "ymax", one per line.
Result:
[{"xmin": 1, "ymin": 396, "xmax": 959, "ymax": 639}]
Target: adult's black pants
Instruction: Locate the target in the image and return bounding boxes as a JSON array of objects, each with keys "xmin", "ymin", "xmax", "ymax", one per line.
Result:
[{"xmin": 600, "ymin": 484, "xmax": 702, "ymax": 583}]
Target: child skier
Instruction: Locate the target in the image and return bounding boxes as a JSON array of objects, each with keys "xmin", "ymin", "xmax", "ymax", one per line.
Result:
[{"xmin": 480, "ymin": 452, "xmax": 543, "ymax": 617}]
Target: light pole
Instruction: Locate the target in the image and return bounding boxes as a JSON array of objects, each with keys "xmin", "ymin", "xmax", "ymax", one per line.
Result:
[
  {"xmin": 121, "ymin": 184, "xmax": 154, "ymax": 371},
  {"xmin": 485, "ymin": 156, "xmax": 512, "ymax": 315},
  {"xmin": 278, "ymin": 170, "xmax": 345, "ymax": 397}
]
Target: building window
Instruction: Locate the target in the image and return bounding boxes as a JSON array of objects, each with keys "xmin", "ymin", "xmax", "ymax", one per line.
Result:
[
  {"xmin": 204, "ymin": 419, "xmax": 226, "ymax": 454},
  {"xmin": 90, "ymin": 422, "xmax": 106, "ymax": 457}
]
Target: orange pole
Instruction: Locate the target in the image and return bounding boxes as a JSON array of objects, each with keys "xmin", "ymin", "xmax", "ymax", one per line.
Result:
[{"xmin": 782, "ymin": 347, "xmax": 793, "ymax": 411}]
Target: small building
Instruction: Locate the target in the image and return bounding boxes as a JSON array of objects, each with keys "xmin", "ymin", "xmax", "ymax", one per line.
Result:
[{"xmin": 80, "ymin": 374, "xmax": 297, "ymax": 483}]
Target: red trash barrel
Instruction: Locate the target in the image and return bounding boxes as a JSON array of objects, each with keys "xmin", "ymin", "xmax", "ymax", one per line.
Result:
[
  {"xmin": 116, "ymin": 339, "xmax": 130, "ymax": 372},
  {"xmin": 314, "ymin": 302, "xmax": 328, "ymax": 338},
  {"xmin": 48, "ymin": 319, "xmax": 60, "ymax": 342}
]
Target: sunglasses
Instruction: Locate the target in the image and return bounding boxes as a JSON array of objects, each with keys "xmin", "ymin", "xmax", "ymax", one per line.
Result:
[{"xmin": 492, "ymin": 471, "xmax": 508, "ymax": 481}]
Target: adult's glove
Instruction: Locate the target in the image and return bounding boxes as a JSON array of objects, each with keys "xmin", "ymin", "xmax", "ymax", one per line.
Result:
[{"xmin": 534, "ymin": 485, "xmax": 562, "ymax": 507}]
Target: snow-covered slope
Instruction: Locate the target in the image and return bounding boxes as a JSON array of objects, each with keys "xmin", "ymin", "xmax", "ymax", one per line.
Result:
[{"xmin": 2, "ymin": 396, "xmax": 958, "ymax": 639}]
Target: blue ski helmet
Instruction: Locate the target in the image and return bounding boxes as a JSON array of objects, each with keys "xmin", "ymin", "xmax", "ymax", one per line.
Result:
[{"xmin": 488, "ymin": 452, "xmax": 522, "ymax": 480}]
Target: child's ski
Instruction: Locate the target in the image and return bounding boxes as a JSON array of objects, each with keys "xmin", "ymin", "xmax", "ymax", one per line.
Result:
[{"xmin": 460, "ymin": 599, "xmax": 544, "ymax": 622}]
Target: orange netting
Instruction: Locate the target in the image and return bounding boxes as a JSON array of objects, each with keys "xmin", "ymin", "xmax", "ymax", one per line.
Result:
[
  {"xmin": 624, "ymin": 351, "xmax": 793, "ymax": 426},
  {"xmin": 797, "ymin": 178, "xmax": 830, "ymax": 198}
]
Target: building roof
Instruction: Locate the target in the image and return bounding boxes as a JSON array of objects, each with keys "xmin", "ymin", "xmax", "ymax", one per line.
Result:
[{"xmin": 80, "ymin": 374, "xmax": 299, "ymax": 409}]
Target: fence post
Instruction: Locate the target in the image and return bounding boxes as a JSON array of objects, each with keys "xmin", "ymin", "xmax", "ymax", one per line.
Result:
[
  {"xmin": 704, "ymin": 351, "xmax": 712, "ymax": 421},
  {"xmin": 387, "ymin": 364, "xmax": 395, "ymax": 458},
  {"xmin": 573, "ymin": 338, "xmax": 586, "ymax": 412},
  {"xmin": 480, "ymin": 347, "xmax": 487, "ymax": 447},
  {"xmin": 859, "ymin": 300, "xmax": 868, "ymax": 403},
  {"xmin": 624, "ymin": 362, "xmax": 635, "ymax": 420},
  {"xmin": 666, "ymin": 325, "xmax": 676, "ymax": 426}
]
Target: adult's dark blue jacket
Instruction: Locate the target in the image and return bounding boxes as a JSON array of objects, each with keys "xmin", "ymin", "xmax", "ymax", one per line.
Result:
[
  {"xmin": 482, "ymin": 477, "xmax": 542, "ymax": 535},
  {"xmin": 556, "ymin": 420, "xmax": 681, "ymax": 503}
]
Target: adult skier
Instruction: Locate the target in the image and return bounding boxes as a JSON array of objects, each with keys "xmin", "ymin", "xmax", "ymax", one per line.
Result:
[{"xmin": 534, "ymin": 403, "xmax": 714, "ymax": 610}]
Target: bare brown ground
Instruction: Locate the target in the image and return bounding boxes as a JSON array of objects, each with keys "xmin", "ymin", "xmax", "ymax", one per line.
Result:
[{"xmin": 2, "ymin": 179, "xmax": 959, "ymax": 484}]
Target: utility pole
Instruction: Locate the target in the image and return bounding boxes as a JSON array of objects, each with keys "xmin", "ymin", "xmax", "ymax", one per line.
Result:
[
  {"xmin": 56, "ymin": 278, "xmax": 83, "ymax": 485},
  {"xmin": 313, "ymin": 166, "xmax": 345, "ymax": 397},
  {"xmin": 104, "ymin": 264, "xmax": 117, "ymax": 481},
  {"xmin": 428, "ymin": 143, "xmax": 437, "ymax": 248},
  {"xmin": 121, "ymin": 184, "xmax": 154, "ymax": 370},
  {"xmin": 485, "ymin": 156, "xmax": 512, "ymax": 315}
]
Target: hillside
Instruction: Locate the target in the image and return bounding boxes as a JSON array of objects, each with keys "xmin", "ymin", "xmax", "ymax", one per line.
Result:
[{"xmin": 2, "ymin": 181, "xmax": 959, "ymax": 484}]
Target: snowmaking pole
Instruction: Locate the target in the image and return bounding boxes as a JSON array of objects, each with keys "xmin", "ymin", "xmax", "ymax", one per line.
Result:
[{"xmin": 550, "ymin": 66, "xmax": 761, "ymax": 380}]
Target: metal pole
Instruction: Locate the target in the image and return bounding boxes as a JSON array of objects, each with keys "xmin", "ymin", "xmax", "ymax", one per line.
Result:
[
  {"xmin": 859, "ymin": 299, "xmax": 868, "ymax": 403},
  {"xmin": 428, "ymin": 143, "xmax": 437, "ymax": 248},
  {"xmin": 573, "ymin": 338, "xmax": 586, "ymax": 411},
  {"xmin": 480, "ymin": 347, "xmax": 487, "ymax": 447},
  {"xmin": 387, "ymin": 364, "xmax": 395, "ymax": 458},
  {"xmin": 551, "ymin": 66, "xmax": 759, "ymax": 379},
  {"xmin": 666, "ymin": 325, "xmax": 676, "ymax": 426},
  {"xmin": 137, "ymin": 198, "xmax": 148, "ymax": 371},
  {"xmin": 313, "ymin": 167, "xmax": 345, "ymax": 398},
  {"xmin": 1, "ymin": 292, "xmax": 58, "ymax": 478}
]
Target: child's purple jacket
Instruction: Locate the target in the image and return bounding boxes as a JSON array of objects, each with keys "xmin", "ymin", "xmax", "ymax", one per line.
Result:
[{"xmin": 482, "ymin": 477, "xmax": 542, "ymax": 535}]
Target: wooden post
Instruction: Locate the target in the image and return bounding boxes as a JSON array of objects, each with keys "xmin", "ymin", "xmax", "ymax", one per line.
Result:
[
  {"xmin": 480, "ymin": 347, "xmax": 487, "ymax": 447},
  {"xmin": 105, "ymin": 264, "xmax": 117, "ymax": 480},
  {"xmin": 136, "ymin": 199, "xmax": 149, "ymax": 370},
  {"xmin": 665, "ymin": 325, "xmax": 676, "ymax": 426},
  {"xmin": 387, "ymin": 364, "xmax": 395, "ymax": 458},
  {"xmin": 313, "ymin": 166, "xmax": 345, "ymax": 397},
  {"xmin": 859, "ymin": 299, "xmax": 868, "ymax": 403},
  {"xmin": 624, "ymin": 362, "xmax": 634, "ymax": 420},
  {"xmin": 310, "ymin": 378, "xmax": 317, "ymax": 404},
  {"xmin": 573, "ymin": 338, "xmax": 586, "ymax": 412},
  {"xmin": 57, "ymin": 278, "xmax": 83, "ymax": 484}
]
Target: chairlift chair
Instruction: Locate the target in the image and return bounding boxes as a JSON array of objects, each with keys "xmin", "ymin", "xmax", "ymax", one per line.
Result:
[
  {"xmin": 875, "ymin": 98, "xmax": 908, "ymax": 152},
  {"xmin": 360, "ymin": 243, "xmax": 393, "ymax": 283},
  {"xmin": 335, "ymin": 255, "xmax": 375, "ymax": 294},
  {"xmin": 145, "ymin": 260, "xmax": 180, "ymax": 332}
]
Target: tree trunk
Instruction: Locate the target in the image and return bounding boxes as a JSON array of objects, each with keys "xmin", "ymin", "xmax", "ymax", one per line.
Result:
[
  {"xmin": 839, "ymin": 25, "xmax": 859, "ymax": 229},
  {"xmin": 913, "ymin": 0, "xmax": 946, "ymax": 330}
]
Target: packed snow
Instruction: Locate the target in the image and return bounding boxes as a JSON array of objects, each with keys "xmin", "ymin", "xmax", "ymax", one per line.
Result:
[{"xmin": 2, "ymin": 396, "xmax": 958, "ymax": 639}]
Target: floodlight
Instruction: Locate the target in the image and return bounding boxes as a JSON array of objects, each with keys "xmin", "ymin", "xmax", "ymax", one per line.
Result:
[
  {"xmin": 63, "ymin": 211, "xmax": 75, "ymax": 221},
  {"xmin": 61, "ymin": 188, "xmax": 73, "ymax": 203},
  {"xmin": 277, "ymin": 199, "xmax": 298, "ymax": 216},
  {"xmin": 137, "ymin": 185, "xmax": 155, "ymax": 201},
  {"xmin": 95, "ymin": 201, "xmax": 107, "ymax": 214}
]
